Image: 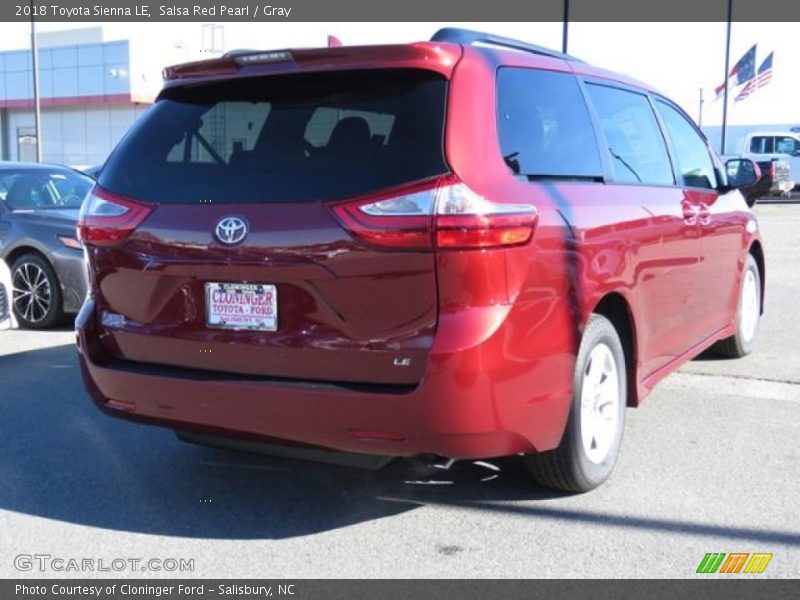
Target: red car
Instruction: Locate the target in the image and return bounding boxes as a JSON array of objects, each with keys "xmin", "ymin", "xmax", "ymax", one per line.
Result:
[{"xmin": 76, "ymin": 29, "xmax": 764, "ymax": 491}]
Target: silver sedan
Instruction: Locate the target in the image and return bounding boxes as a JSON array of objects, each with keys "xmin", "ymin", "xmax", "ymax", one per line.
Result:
[
  {"xmin": 0, "ymin": 260, "xmax": 15, "ymax": 330},
  {"xmin": 0, "ymin": 163, "xmax": 93, "ymax": 328}
]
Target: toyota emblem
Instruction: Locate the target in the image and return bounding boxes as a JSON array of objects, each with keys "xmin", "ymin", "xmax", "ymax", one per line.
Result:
[{"xmin": 214, "ymin": 216, "xmax": 248, "ymax": 245}]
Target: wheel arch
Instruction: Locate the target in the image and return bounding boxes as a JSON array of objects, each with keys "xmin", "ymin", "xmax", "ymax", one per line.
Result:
[
  {"xmin": 591, "ymin": 291, "xmax": 640, "ymax": 407},
  {"xmin": 4, "ymin": 244, "xmax": 51, "ymax": 269},
  {"xmin": 748, "ymin": 240, "xmax": 765, "ymax": 315}
]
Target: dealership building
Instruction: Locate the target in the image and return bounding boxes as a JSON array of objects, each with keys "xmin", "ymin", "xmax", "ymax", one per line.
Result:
[{"xmin": 0, "ymin": 27, "xmax": 160, "ymax": 167}]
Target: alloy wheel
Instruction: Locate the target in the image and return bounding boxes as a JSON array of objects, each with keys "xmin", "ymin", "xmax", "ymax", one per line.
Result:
[{"xmin": 12, "ymin": 262, "xmax": 52, "ymax": 324}]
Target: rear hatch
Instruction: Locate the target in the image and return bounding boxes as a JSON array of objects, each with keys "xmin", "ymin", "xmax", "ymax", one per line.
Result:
[{"xmin": 85, "ymin": 66, "xmax": 450, "ymax": 386}]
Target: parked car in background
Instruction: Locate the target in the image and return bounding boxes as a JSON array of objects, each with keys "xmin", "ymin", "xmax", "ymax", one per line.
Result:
[
  {"xmin": 77, "ymin": 28, "xmax": 764, "ymax": 492},
  {"xmin": 728, "ymin": 158, "xmax": 791, "ymax": 205},
  {"xmin": 0, "ymin": 260, "xmax": 16, "ymax": 330},
  {"xmin": 0, "ymin": 163, "xmax": 93, "ymax": 328},
  {"xmin": 725, "ymin": 130, "xmax": 799, "ymax": 196}
]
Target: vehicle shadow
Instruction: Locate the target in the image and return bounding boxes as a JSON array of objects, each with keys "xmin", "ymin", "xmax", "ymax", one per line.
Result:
[
  {"xmin": 0, "ymin": 343, "xmax": 564, "ymax": 540},
  {"xmin": 2, "ymin": 344, "xmax": 799, "ymax": 548}
]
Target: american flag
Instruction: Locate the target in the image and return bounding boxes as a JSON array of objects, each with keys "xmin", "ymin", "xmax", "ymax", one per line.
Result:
[
  {"xmin": 756, "ymin": 52, "xmax": 773, "ymax": 88},
  {"xmin": 716, "ymin": 44, "xmax": 757, "ymax": 98},
  {"xmin": 735, "ymin": 52, "xmax": 773, "ymax": 102}
]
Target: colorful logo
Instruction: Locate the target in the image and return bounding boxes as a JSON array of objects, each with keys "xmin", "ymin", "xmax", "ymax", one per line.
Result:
[{"xmin": 696, "ymin": 552, "xmax": 773, "ymax": 574}]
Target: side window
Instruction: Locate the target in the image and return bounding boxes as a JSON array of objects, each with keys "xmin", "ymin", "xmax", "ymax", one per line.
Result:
[
  {"xmin": 655, "ymin": 100, "xmax": 717, "ymax": 190},
  {"xmin": 496, "ymin": 68, "xmax": 603, "ymax": 179},
  {"xmin": 774, "ymin": 136, "xmax": 800, "ymax": 156},
  {"xmin": 749, "ymin": 136, "xmax": 774, "ymax": 154},
  {"xmin": 2, "ymin": 175, "xmax": 51, "ymax": 210},
  {"xmin": 586, "ymin": 84, "xmax": 674, "ymax": 186}
]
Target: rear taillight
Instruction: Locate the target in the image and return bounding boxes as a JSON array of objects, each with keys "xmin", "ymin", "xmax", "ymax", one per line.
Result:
[
  {"xmin": 770, "ymin": 160, "xmax": 777, "ymax": 181},
  {"xmin": 434, "ymin": 184, "xmax": 537, "ymax": 249},
  {"xmin": 77, "ymin": 187, "xmax": 153, "ymax": 247},
  {"xmin": 330, "ymin": 182, "xmax": 435, "ymax": 249},
  {"xmin": 330, "ymin": 178, "xmax": 537, "ymax": 251}
]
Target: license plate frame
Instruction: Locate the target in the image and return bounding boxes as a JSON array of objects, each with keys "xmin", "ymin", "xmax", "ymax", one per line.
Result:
[{"xmin": 204, "ymin": 282, "xmax": 278, "ymax": 332}]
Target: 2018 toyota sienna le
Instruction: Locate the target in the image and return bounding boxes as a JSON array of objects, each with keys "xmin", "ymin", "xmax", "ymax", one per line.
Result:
[{"xmin": 76, "ymin": 29, "xmax": 765, "ymax": 492}]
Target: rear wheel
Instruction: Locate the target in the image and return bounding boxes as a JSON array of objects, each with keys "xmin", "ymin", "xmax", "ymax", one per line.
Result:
[
  {"xmin": 10, "ymin": 253, "xmax": 64, "ymax": 329},
  {"xmin": 713, "ymin": 254, "xmax": 761, "ymax": 358},
  {"xmin": 526, "ymin": 314, "xmax": 626, "ymax": 493}
]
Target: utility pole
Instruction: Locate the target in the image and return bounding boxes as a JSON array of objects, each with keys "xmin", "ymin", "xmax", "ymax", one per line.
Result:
[
  {"xmin": 721, "ymin": 0, "xmax": 733, "ymax": 155},
  {"xmin": 698, "ymin": 88, "xmax": 704, "ymax": 128},
  {"xmin": 29, "ymin": 0, "xmax": 42, "ymax": 162},
  {"xmin": 562, "ymin": 0, "xmax": 569, "ymax": 54}
]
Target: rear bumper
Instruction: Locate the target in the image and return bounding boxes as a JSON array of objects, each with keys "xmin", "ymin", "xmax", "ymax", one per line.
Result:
[{"xmin": 76, "ymin": 298, "xmax": 573, "ymax": 460}]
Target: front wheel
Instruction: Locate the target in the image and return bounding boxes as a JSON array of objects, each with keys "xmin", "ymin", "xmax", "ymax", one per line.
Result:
[{"xmin": 525, "ymin": 314, "xmax": 627, "ymax": 493}]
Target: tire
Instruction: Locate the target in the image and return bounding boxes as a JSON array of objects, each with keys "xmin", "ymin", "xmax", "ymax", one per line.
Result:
[
  {"xmin": 713, "ymin": 254, "xmax": 761, "ymax": 358},
  {"xmin": 10, "ymin": 253, "xmax": 64, "ymax": 329},
  {"xmin": 525, "ymin": 314, "xmax": 627, "ymax": 493}
]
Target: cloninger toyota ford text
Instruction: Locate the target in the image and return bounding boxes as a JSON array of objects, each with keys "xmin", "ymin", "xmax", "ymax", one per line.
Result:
[{"xmin": 76, "ymin": 29, "xmax": 764, "ymax": 492}]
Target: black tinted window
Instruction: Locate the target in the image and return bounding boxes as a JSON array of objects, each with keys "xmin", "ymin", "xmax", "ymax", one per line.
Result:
[
  {"xmin": 496, "ymin": 68, "xmax": 603, "ymax": 179},
  {"xmin": 99, "ymin": 70, "xmax": 448, "ymax": 204},
  {"xmin": 586, "ymin": 84, "xmax": 674, "ymax": 186},
  {"xmin": 749, "ymin": 136, "xmax": 774, "ymax": 153},
  {"xmin": 655, "ymin": 100, "xmax": 717, "ymax": 189}
]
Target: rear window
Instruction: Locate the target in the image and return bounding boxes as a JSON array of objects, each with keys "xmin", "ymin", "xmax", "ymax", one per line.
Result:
[{"xmin": 99, "ymin": 69, "xmax": 448, "ymax": 204}]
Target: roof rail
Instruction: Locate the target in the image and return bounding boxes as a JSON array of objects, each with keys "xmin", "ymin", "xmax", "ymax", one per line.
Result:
[{"xmin": 430, "ymin": 28, "xmax": 584, "ymax": 63}]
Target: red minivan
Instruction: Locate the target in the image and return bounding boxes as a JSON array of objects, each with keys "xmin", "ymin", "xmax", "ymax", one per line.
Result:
[{"xmin": 76, "ymin": 29, "xmax": 764, "ymax": 491}]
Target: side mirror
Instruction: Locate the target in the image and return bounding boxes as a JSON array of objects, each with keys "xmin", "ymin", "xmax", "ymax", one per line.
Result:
[{"xmin": 724, "ymin": 158, "xmax": 761, "ymax": 190}]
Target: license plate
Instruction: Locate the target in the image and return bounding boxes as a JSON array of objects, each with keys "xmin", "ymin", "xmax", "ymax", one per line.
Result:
[{"xmin": 205, "ymin": 282, "xmax": 277, "ymax": 331}]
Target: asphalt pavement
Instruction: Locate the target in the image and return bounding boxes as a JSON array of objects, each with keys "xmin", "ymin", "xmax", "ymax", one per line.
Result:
[{"xmin": 0, "ymin": 204, "xmax": 797, "ymax": 578}]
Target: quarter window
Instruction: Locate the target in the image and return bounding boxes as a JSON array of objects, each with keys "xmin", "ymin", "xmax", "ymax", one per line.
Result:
[
  {"xmin": 586, "ymin": 84, "xmax": 674, "ymax": 186},
  {"xmin": 655, "ymin": 100, "xmax": 717, "ymax": 189},
  {"xmin": 496, "ymin": 68, "xmax": 603, "ymax": 180}
]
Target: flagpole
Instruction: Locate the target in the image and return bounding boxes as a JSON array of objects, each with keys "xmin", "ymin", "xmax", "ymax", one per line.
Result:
[
  {"xmin": 720, "ymin": 0, "xmax": 732, "ymax": 155},
  {"xmin": 562, "ymin": 0, "xmax": 569, "ymax": 54},
  {"xmin": 698, "ymin": 88, "xmax": 704, "ymax": 128},
  {"xmin": 30, "ymin": 0, "xmax": 42, "ymax": 162}
]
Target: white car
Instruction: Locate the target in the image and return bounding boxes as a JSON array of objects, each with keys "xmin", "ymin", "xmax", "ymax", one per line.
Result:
[{"xmin": 0, "ymin": 260, "xmax": 16, "ymax": 330}]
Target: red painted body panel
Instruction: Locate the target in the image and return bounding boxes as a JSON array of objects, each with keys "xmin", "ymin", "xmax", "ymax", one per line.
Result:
[
  {"xmin": 87, "ymin": 202, "xmax": 437, "ymax": 385},
  {"xmin": 76, "ymin": 40, "xmax": 762, "ymax": 460}
]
